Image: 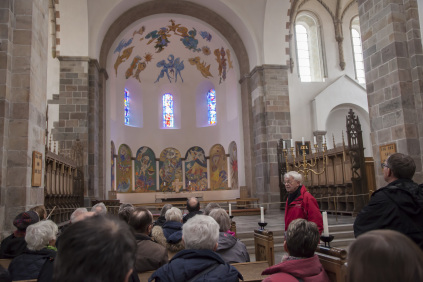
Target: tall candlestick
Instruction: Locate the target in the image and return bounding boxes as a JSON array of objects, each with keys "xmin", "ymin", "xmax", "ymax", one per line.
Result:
[
  {"xmin": 302, "ymin": 137, "xmax": 305, "ymax": 145},
  {"xmin": 260, "ymin": 207, "xmax": 264, "ymax": 223},
  {"xmin": 322, "ymin": 211, "xmax": 329, "ymax": 236},
  {"xmin": 283, "ymin": 141, "xmax": 286, "ymax": 149},
  {"xmin": 290, "ymin": 139, "xmax": 293, "ymax": 148},
  {"xmin": 314, "ymin": 136, "xmax": 317, "ymax": 144},
  {"xmin": 229, "ymin": 204, "xmax": 232, "ymax": 216}
]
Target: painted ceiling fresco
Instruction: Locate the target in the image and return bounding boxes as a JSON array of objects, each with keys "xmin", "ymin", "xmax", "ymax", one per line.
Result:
[{"xmin": 112, "ymin": 17, "xmax": 234, "ymax": 84}]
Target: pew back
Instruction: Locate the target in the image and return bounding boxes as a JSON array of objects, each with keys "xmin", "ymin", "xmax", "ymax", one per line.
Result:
[
  {"xmin": 231, "ymin": 261, "xmax": 269, "ymax": 282},
  {"xmin": 0, "ymin": 258, "xmax": 11, "ymax": 269},
  {"xmin": 316, "ymin": 245, "xmax": 347, "ymax": 282},
  {"xmin": 253, "ymin": 229, "xmax": 275, "ymax": 266}
]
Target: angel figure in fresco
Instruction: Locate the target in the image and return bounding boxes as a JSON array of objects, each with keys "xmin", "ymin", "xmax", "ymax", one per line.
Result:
[
  {"xmin": 188, "ymin": 57, "xmax": 213, "ymax": 78},
  {"xmin": 214, "ymin": 47, "xmax": 228, "ymax": 84},
  {"xmin": 145, "ymin": 28, "xmax": 171, "ymax": 53},
  {"xmin": 114, "ymin": 46, "xmax": 135, "ymax": 76},
  {"xmin": 180, "ymin": 28, "xmax": 201, "ymax": 52},
  {"xmin": 155, "ymin": 55, "xmax": 184, "ymax": 83}
]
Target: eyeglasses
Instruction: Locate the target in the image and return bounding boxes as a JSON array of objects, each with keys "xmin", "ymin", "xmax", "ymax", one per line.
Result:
[{"xmin": 381, "ymin": 163, "xmax": 389, "ymax": 169}]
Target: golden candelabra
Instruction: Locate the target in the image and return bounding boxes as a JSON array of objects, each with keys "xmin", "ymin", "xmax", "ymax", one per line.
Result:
[{"xmin": 282, "ymin": 140, "xmax": 328, "ymax": 181}]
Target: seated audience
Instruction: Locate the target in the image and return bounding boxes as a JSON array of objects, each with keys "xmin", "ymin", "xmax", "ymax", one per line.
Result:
[
  {"xmin": 91, "ymin": 202, "xmax": 107, "ymax": 214},
  {"xmin": 153, "ymin": 204, "xmax": 173, "ymax": 227},
  {"xmin": 31, "ymin": 205, "xmax": 47, "ymax": 220},
  {"xmin": 262, "ymin": 219, "xmax": 329, "ymax": 282},
  {"xmin": 348, "ymin": 229, "xmax": 423, "ymax": 282},
  {"xmin": 182, "ymin": 197, "xmax": 203, "ymax": 223},
  {"xmin": 69, "ymin": 207, "xmax": 88, "ymax": 223},
  {"xmin": 0, "ymin": 210, "xmax": 40, "ymax": 258},
  {"xmin": 128, "ymin": 207, "xmax": 168, "ymax": 273},
  {"xmin": 53, "ymin": 215, "xmax": 139, "ymax": 282},
  {"xmin": 152, "ymin": 207, "xmax": 185, "ymax": 258},
  {"xmin": 8, "ymin": 220, "xmax": 58, "ymax": 280},
  {"xmin": 209, "ymin": 208, "xmax": 249, "ymax": 263},
  {"xmin": 118, "ymin": 203, "xmax": 135, "ymax": 223},
  {"xmin": 149, "ymin": 215, "xmax": 242, "ymax": 282},
  {"xmin": 204, "ymin": 202, "xmax": 221, "ymax": 215}
]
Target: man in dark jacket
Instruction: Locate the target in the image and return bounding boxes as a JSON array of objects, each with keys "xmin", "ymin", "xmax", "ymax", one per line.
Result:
[
  {"xmin": 354, "ymin": 153, "xmax": 423, "ymax": 249},
  {"xmin": 149, "ymin": 215, "xmax": 242, "ymax": 282},
  {"xmin": 183, "ymin": 197, "xmax": 203, "ymax": 223}
]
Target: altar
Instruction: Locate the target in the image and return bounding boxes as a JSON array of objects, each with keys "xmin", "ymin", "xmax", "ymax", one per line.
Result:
[{"xmin": 155, "ymin": 192, "xmax": 204, "ymax": 203}]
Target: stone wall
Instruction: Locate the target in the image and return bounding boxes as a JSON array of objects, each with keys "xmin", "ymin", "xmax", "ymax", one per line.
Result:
[{"xmin": 358, "ymin": 0, "xmax": 423, "ymax": 186}]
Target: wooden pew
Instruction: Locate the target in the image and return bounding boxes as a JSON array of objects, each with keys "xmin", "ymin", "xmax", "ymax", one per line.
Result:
[
  {"xmin": 0, "ymin": 258, "xmax": 11, "ymax": 269},
  {"xmin": 138, "ymin": 270, "xmax": 155, "ymax": 282},
  {"xmin": 231, "ymin": 261, "xmax": 269, "ymax": 282},
  {"xmin": 254, "ymin": 229, "xmax": 275, "ymax": 266},
  {"xmin": 315, "ymin": 245, "xmax": 347, "ymax": 282}
]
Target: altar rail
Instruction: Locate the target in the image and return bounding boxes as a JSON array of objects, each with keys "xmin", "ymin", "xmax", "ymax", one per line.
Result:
[{"xmin": 44, "ymin": 140, "xmax": 84, "ymax": 225}]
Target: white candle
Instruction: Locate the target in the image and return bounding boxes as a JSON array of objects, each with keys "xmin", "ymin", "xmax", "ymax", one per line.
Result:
[
  {"xmin": 322, "ymin": 211, "xmax": 329, "ymax": 236},
  {"xmin": 229, "ymin": 204, "xmax": 232, "ymax": 216},
  {"xmin": 260, "ymin": 207, "xmax": 264, "ymax": 223},
  {"xmin": 302, "ymin": 137, "xmax": 305, "ymax": 145},
  {"xmin": 283, "ymin": 141, "xmax": 286, "ymax": 149},
  {"xmin": 314, "ymin": 136, "xmax": 317, "ymax": 144},
  {"xmin": 290, "ymin": 139, "xmax": 293, "ymax": 148},
  {"xmin": 323, "ymin": 135, "xmax": 326, "ymax": 144}
]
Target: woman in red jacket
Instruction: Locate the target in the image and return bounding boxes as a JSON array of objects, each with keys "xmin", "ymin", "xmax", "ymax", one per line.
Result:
[{"xmin": 284, "ymin": 171, "xmax": 323, "ymax": 234}]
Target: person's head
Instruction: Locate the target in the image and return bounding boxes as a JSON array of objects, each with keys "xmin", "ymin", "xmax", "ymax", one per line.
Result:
[
  {"xmin": 204, "ymin": 202, "xmax": 221, "ymax": 215},
  {"xmin": 284, "ymin": 219, "xmax": 319, "ymax": 258},
  {"xmin": 165, "ymin": 207, "xmax": 183, "ymax": 222},
  {"xmin": 128, "ymin": 207, "xmax": 153, "ymax": 235},
  {"xmin": 91, "ymin": 202, "xmax": 107, "ymax": 215},
  {"xmin": 54, "ymin": 215, "xmax": 136, "ymax": 282},
  {"xmin": 25, "ymin": 220, "xmax": 58, "ymax": 251},
  {"xmin": 30, "ymin": 205, "xmax": 47, "ymax": 220},
  {"xmin": 348, "ymin": 230, "xmax": 423, "ymax": 282},
  {"xmin": 70, "ymin": 208, "xmax": 88, "ymax": 223},
  {"xmin": 284, "ymin": 171, "xmax": 302, "ymax": 194},
  {"xmin": 383, "ymin": 153, "xmax": 416, "ymax": 182},
  {"xmin": 73, "ymin": 211, "xmax": 95, "ymax": 223},
  {"xmin": 160, "ymin": 203, "xmax": 173, "ymax": 217},
  {"xmin": 182, "ymin": 215, "xmax": 219, "ymax": 251},
  {"xmin": 187, "ymin": 197, "xmax": 200, "ymax": 212},
  {"xmin": 13, "ymin": 210, "xmax": 40, "ymax": 232},
  {"xmin": 209, "ymin": 208, "xmax": 230, "ymax": 232},
  {"xmin": 118, "ymin": 203, "xmax": 135, "ymax": 223}
]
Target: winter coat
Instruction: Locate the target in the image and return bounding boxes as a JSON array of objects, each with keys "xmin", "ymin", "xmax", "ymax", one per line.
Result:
[
  {"xmin": 162, "ymin": 221, "xmax": 183, "ymax": 244},
  {"xmin": 285, "ymin": 185, "xmax": 323, "ymax": 234},
  {"xmin": 152, "ymin": 223, "xmax": 184, "ymax": 259},
  {"xmin": 262, "ymin": 255, "xmax": 329, "ymax": 282},
  {"xmin": 354, "ymin": 179, "xmax": 423, "ymax": 249},
  {"xmin": 183, "ymin": 210, "xmax": 203, "ymax": 223},
  {"xmin": 0, "ymin": 234, "xmax": 27, "ymax": 259},
  {"xmin": 216, "ymin": 232, "xmax": 250, "ymax": 263},
  {"xmin": 8, "ymin": 248, "xmax": 56, "ymax": 281},
  {"xmin": 154, "ymin": 216, "xmax": 166, "ymax": 227},
  {"xmin": 148, "ymin": 249, "xmax": 242, "ymax": 282},
  {"xmin": 134, "ymin": 233, "xmax": 168, "ymax": 273}
]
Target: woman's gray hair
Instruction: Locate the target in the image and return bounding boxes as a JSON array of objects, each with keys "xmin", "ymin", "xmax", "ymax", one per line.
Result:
[
  {"xmin": 91, "ymin": 202, "xmax": 107, "ymax": 214},
  {"xmin": 70, "ymin": 208, "xmax": 88, "ymax": 222},
  {"xmin": 165, "ymin": 207, "xmax": 183, "ymax": 222},
  {"xmin": 209, "ymin": 208, "xmax": 230, "ymax": 232},
  {"xmin": 25, "ymin": 220, "xmax": 58, "ymax": 251},
  {"xmin": 204, "ymin": 202, "xmax": 221, "ymax": 215},
  {"xmin": 284, "ymin": 171, "xmax": 302, "ymax": 183},
  {"xmin": 160, "ymin": 204, "xmax": 173, "ymax": 217},
  {"xmin": 183, "ymin": 215, "xmax": 219, "ymax": 250}
]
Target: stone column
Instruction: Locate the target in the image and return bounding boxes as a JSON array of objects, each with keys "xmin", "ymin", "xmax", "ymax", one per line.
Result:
[
  {"xmin": 358, "ymin": 0, "xmax": 423, "ymax": 186},
  {"xmin": 243, "ymin": 65, "xmax": 290, "ymax": 208},
  {"xmin": 0, "ymin": 0, "xmax": 48, "ymax": 238}
]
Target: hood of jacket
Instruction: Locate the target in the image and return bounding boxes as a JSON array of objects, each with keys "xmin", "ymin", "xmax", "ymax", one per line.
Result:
[
  {"xmin": 379, "ymin": 179, "xmax": 422, "ymax": 216},
  {"xmin": 162, "ymin": 221, "xmax": 183, "ymax": 243},
  {"xmin": 216, "ymin": 232, "xmax": 237, "ymax": 251}
]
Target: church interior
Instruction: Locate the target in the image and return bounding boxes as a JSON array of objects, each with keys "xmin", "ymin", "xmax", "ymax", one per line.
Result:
[{"xmin": 1, "ymin": 0, "xmax": 423, "ymax": 278}]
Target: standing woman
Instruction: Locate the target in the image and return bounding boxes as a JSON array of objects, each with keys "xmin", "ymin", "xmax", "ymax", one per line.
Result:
[{"xmin": 284, "ymin": 171, "xmax": 323, "ymax": 234}]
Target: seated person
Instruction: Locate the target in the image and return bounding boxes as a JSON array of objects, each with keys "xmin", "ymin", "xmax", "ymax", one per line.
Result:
[
  {"xmin": 152, "ymin": 207, "xmax": 184, "ymax": 258},
  {"xmin": 348, "ymin": 229, "xmax": 423, "ymax": 282},
  {"xmin": 149, "ymin": 215, "xmax": 242, "ymax": 282},
  {"xmin": 204, "ymin": 202, "xmax": 221, "ymax": 215},
  {"xmin": 30, "ymin": 205, "xmax": 47, "ymax": 220},
  {"xmin": 118, "ymin": 203, "xmax": 135, "ymax": 223},
  {"xmin": 128, "ymin": 207, "xmax": 168, "ymax": 273},
  {"xmin": 69, "ymin": 207, "xmax": 88, "ymax": 224},
  {"xmin": 0, "ymin": 210, "xmax": 40, "ymax": 258},
  {"xmin": 209, "ymin": 208, "xmax": 249, "ymax": 263},
  {"xmin": 91, "ymin": 202, "xmax": 107, "ymax": 215},
  {"xmin": 182, "ymin": 197, "xmax": 202, "ymax": 223},
  {"xmin": 8, "ymin": 220, "xmax": 58, "ymax": 280},
  {"xmin": 52, "ymin": 215, "xmax": 139, "ymax": 282},
  {"xmin": 153, "ymin": 204, "xmax": 173, "ymax": 227},
  {"xmin": 262, "ymin": 219, "xmax": 329, "ymax": 282}
]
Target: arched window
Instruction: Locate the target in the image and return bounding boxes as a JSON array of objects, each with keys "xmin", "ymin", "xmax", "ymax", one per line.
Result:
[
  {"xmin": 124, "ymin": 88, "xmax": 130, "ymax": 125},
  {"xmin": 351, "ymin": 17, "xmax": 365, "ymax": 84},
  {"xmin": 295, "ymin": 12, "xmax": 325, "ymax": 82},
  {"xmin": 207, "ymin": 89, "xmax": 216, "ymax": 125},
  {"xmin": 163, "ymin": 93, "xmax": 174, "ymax": 128}
]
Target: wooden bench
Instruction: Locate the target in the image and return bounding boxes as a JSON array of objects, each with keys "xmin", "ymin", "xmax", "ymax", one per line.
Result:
[
  {"xmin": 254, "ymin": 229, "xmax": 275, "ymax": 266},
  {"xmin": 315, "ymin": 245, "xmax": 347, "ymax": 282},
  {"xmin": 231, "ymin": 261, "xmax": 269, "ymax": 282},
  {"xmin": 0, "ymin": 258, "xmax": 11, "ymax": 269}
]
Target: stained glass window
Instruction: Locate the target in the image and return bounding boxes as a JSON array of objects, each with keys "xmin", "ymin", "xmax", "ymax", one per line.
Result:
[
  {"xmin": 295, "ymin": 25, "xmax": 311, "ymax": 82},
  {"xmin": 163, "ymin": 93, "xmax": 174, "ymax": 128},
  {"xmin": 351, "ymin": 17, "xmax": 365, "ymax": 84},
  {"xmin": 124, "ymin": 88, "xmax": 130, "ymax": 125},
  {"xmin": 207, "ymin": 89, "xmax": 216, "ymax": 125}
]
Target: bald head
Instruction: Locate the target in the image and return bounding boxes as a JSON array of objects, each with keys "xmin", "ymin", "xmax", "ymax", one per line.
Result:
[
  {"xmin": 187, "ymin": 197, "xmax": 200, "ymax": 212},
  {"xmin": 128, "ymin": 207, "xmax": 153, "ymax": 234}
]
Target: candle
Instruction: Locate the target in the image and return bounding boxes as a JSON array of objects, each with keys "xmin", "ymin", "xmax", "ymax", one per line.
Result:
[
  {"xmin": 260, "ymin": 207, "xmax": 264, "ymax": 223},
  {"xmin": 290, "ymin": 139, "xmax": 293, "ymax": 148},
  {"xmin": 302, "ymin": 137, "xmax": 305, "ymax": 145},
  {"xmin": 314, "ymin": 136, "xmax": 317, "ymax": 144},
  {"xmin": 323, "ymin": 135, "xmax": 326, "ymax": 144},
  {"xmin": 229, "ymin": 204, "xmax": 232, "ymax": 216},
  {"xmin": 322, "ymin": 211, "xmax": 329, "ymax": 236},
  {"xmin": 283, "ymin": 141, "xmax": 286, "ymax": 149}
]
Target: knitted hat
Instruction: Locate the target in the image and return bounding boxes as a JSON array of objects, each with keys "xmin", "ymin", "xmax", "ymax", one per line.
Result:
[{"xmin": 13, "ymin": 211, "xmax": 40, "ymax": 231}]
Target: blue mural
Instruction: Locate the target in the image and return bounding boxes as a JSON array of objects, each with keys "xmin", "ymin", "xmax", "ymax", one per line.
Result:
[{"xmin": 155, "ymin": 55, "xmax": 185, "ymax": 83}]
